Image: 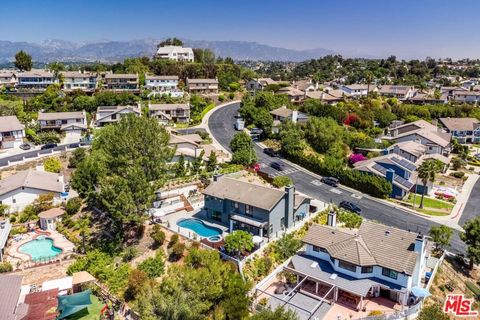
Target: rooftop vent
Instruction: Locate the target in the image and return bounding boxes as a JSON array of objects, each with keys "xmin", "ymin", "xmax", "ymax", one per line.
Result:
[
  {"xmin": 310, "ymin": 262, "xmax": 318, "ymax": 268},
  {"xmin": 385, "ymin": 230, "xmax": 391, "ymax": 236},
  {"xmin": 329, "ymin": 273, "xmax": 338, "ymax": 280}
]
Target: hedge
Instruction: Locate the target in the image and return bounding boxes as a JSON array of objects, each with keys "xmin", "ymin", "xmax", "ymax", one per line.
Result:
[{"xmin": 286, "ymin": 151, "xmax": 392, "ymax": 198}]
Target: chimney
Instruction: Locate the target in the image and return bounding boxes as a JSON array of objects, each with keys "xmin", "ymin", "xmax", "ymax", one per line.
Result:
[
  {"xmin": 385, "ymin": 168, "xmax": 395, "ymax": 184},
  {"xmin": 284, "ymin": 186, "xmax": 295, "ymax": 228},
  {"xmin": 291, "ymin": 110, "xmax": 298, "ymax": 123},
  {"xmin": 213, "ymin": 174, "xmax": 223, "ymax": 182},
  {"xmin": 327, "ymin": 208, "xmax": 337, "ymax": 227}
]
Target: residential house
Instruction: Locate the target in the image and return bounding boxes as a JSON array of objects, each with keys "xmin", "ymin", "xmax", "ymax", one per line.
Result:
[
  {"xmin": 203, "ymin": 175, "xmax": 311, "ymax": 238},
  {"xmin": 145, "ymin": 75, "xmax": 183, "ymax": 97},
  {"xmin": 149, "ymin": 103, "xmax": 190, "ymax": 124},
  {"xmin": 17, "ymin": 70, "xmax": 57, "ymax": 91},
  {"xmin": 270, "ymin": 106, "xmax": 309, "ymax": 132},
  {"xmin": 386, "ymin": 141, "xmax": 449, "ymax": 165},
  {"xmin": 0, "ymin": 170, "xmax": 65, "ymax": 212},
  {"xmin": 284, "ymin": 218, "xmax": 431, "ymax": 310},
  {"xmin": 306, "ymin": 89, "xmax": 345, "ymax": 104},
  {"xmin": 377, "ymin": 85, "xmax": 416, "ymax": 100},
  {"xmin": 155, "ymin": 45, "xmax": 194, "ymax": 62},
  {"xmin": 385, "ymin": 120, "xmax": 451, "ymax": 155},
  {"xmin": 340, "ymin": 84, "xmax": 372, "ymax": 98},
  {"xmin": 0, "ymin": 116, "xmax": 25, "ymax": 149},
  {"xmin": 38, "ymin": 111, "xmax": 87, "ymax": 134},
  {"xmin": 186, "ymin": 78, "xmax": 219, "ymax": 94},
  {"xmin": 291, "ymin": 79, "xmax": 318, "ymax": 92},
  {"xmin": 407, "ymin": 92, "xmax": 448, "ymax": 104},
  {"xmin": 0, "ymin": 220, "xmax": 12, "ymax": 261},
  {"xmin": 276, "ymin": 86, "xmax": 305, "ymax": 103},
  {"xmin": 61, "ymin": 71, "xmax": 98, "ymax": 92},
  {"xmin": 0, "ymin": 274, "xmax": 23, "ymax": 319},
  {"xmin": 0, "ymin": 70, "xmax": 17, "ymax": 88},
  {"xmin": 439, "ymin": 117, "xmax": 480, "ymax": 143},
  {"xmin": 169, "ymin": 133, "xmax": 218, "ymax": 162},
  {"xmin": 95, "ymin": 105, "xmax": 141, "ymax": 127},
  {"xmin": 451, "ymin": 91, "xmax": 480, "ymax": 104},
  {"xmin": 246, "ymin": 78, "xmax": 277, "ymax": 91},
  {"xmin": 102, "ymin": 73, "xmax": 140, "ymax": 93}
]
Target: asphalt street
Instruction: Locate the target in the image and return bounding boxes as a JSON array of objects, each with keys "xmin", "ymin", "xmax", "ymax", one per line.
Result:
[{"xmin": 208, "ymin": 102, "xmax": 472, "ymax": 254}]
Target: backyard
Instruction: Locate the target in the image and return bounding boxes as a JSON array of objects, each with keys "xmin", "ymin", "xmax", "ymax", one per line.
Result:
[{"xmin": 405, "ymin": 194, "xmax": 454, "ymax": 216}]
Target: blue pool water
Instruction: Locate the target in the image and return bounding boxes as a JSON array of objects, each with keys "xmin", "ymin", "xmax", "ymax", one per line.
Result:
[
  {"xmin": 177, "ymin": 218, "xmax": 222, "ymax": 238},
  {"xmin": 19, "ymin": 237, "xmax": 62, "ymax": 261}
]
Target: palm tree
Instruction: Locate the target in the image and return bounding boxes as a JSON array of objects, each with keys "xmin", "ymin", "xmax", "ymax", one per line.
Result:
[
  {"xmin": 417, "ymin": 160, "xmax": 442, "ymax": 209},
  {"xmin": 76, "ymin": 216, "xmax": 91, "ymax": 254},
  {"xmin": 365, "ymin": 72, "xmax": 374, "ymax": 97}
]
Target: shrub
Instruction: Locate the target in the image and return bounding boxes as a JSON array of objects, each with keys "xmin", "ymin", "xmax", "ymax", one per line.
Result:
[
  {"xmin": 150, "ymin": 225, "xmax": 166, "ymax": 247},
  {"xmin": 169, "ymin": 242, "xmax": 186, "ymax": 261},
  {"xmin": 348, "ymin": 153, "xmax": 367, "ymax": 164},
  {"xmin": 272, "ymin": 176, "xmax": 293, "ymax": 188},
  {"xmin": 0, "ymin": 262, "xmax": 13, "ymax": 273},
  {"xmin": 65, "ymin": 197, "xmax": 82, "ymax": 215},
  {"xmin": 218, "ymin": 95, "xmax": 225, "ymax": 102},
  {"xmin": 449, "ymin": 171, "xmax": 465, "ymax": 179},
  {"xmin": 122, "ymin": 247, "xmax": 139, "ymax": 262},
  {"xmin": 124, "ymin": 269, "xmax": 149, "ymax": 301},
  {"xmin": 338, "ymin": 209, "xmax": 363, "ymax": 229},
  {"xmin": 229, "ymin": 92, "xmax": 235, "ymax": 100},
  {"xmin": 368, "ymin": 310, "xmax": 383, "ymax": 316},
  {"xmin": 451, "ymin": 157, "xmax": 467, "ymax": 170},
  {"xmin": 44, "ymin": 157, "xmax": 62, "ymax": 173},
  {"xmin": 138, "ymin": 252, "xmax": 165, "ymax": 279},
  {"xmin": 11, "ymin": 226, "xmax": 27, "ymax": 235},
  {"xmin": 224, "ymin": 230, "xmax": 254, "ymax": 257},
  {"xmin": 68, "ymin": 147, "xmax": 86, "ymax": 168},
  {"xmin": 9, "ymin": 215, "xmax": 16, "ymax": 223},
  {"xmin": 168, "ymin": 234, "xmax": 179, "ymax": 248},
  {"xmin": 270, "ymin": 233, "xmax": 302, "ymax": 262},
  {"xmin": 35, "ymin": 131, "xmax": 61, "ymax": 145}
]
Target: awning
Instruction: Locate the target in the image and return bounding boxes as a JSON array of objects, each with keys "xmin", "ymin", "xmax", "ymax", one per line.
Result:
[
  {"xmin": 411, "ymin": 286, "xmax": 431, "ymax": 298},
  {"xmin": 230, "ymin": 214, "xmax": 268, "ymax": 228}
]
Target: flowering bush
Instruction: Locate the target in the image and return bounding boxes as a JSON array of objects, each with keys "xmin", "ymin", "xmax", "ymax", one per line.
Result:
[{"xmin": 348, "ymin": 153, "xmax": 367, "ymax": 164}]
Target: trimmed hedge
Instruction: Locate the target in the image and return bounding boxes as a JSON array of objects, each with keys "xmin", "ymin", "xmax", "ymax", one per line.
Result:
[{"xmin": 286, "ymin": 151, "xmax": 392, "ymax": 198}]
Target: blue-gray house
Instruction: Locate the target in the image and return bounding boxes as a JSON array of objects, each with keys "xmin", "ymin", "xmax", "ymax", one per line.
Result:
[{"xmin": 203, "ymin": 175, "xmax": 311, "ymax": 238}]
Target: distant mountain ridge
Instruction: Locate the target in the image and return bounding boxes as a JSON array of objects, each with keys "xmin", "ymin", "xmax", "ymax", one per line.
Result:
[{"xmin": 0, "ymin": 38, "xmax": 338, "ymax": 63}]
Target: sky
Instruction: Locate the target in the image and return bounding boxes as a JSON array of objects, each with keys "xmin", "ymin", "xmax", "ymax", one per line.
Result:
[{"xmin": 1, "ymin": 0, "xmax": 480, "ymax": 59}]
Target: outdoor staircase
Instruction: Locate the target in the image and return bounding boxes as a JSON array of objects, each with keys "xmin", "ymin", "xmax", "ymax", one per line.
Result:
[{"xmin": 180, "ymin": 194, "xmax": 194, "ymax": 212}]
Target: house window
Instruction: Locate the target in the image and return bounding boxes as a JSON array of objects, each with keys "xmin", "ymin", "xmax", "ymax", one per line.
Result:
[
  {"xmin": 111, "ymin": 114, "xmax": 117, "ymax": 120},
  {"xmin": 231, "ymin": 201, "xmax": 238, "ymax": 209},
  {"xmin": 382, "ymin": 268, "xmax": 398, "ymax": 279},
  {"xmin": 312, "ymin": 245, "xmax": 326, "ymax": 253},
  {"xmin": 211, "ymin": 210, "xmax": 222, "ymax": 222},
  {"xmin": 280, "ymin": 217, "xmax": 285, "ymax": 229},
  {"xmin": 338, "ymin": 260, "xmax": 357, "ymax": 272},
  {"xmin": 269, "ymin": 224, "xmax": 273, "ymax": 234},
  {"xmin": 245, "ymin": 205, "xmax": 253, "ymax": 216},
  {"xmin": 361, "ymin": 266, "xmax": 373, "ymax": 274},
  {"xmin": 12, "ymin": 199, "xmax": 16, "ymax": 204}
]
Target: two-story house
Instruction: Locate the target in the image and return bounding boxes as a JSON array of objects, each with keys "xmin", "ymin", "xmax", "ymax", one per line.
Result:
[
  {"xmin": 0, "ymin": 70, "xmax": 17, "ymax": 89},
  {"xmin": 270, "ymin": 106, "xmax": 309, "ymax": 133},
  {"xmin": 203, "ymin": 175, "xmax": 311, "ymax": 238},
  {"xmin": 155, "ymin": 46, "xmax": 194, "ymax": 62},
  {"xmin": 149, "ymin": 103, "xmax": 190, "ymax": 124},
  {"xmin": 38, "ymin": 111, "xmax": 87, "ymax": 134},
  {"xmin": 276, "ymin": 86, "xmax": 305, "ymax": 103},
  {"xmin": 169, "ymin": 133, "xmax": 218, "ymax": 162},
  {"xmin": 61, "ymin": 71, "xmax": 98, "ymax": 92},
  {"xmin": 377, "ymin": 85, "xmax": 416, "ymax": 100},
  {"xmin": 451, "ymin": 91, "xmax": 480, "ymax": 104},
  {"xmin": 103, "ymin": 73, "xmax": 139, "ymax": 93},
  {"xmin": 95, "ymin": 105, "xmax": 141, "ymax": 127},
  {"xmin": 283, "ymin": 216, "xmax": 431, "ymax": 310},
  {"xmin": 340, "ymin": 84, "xmax": 372, "ymax": 98},
  {"xmin": 386, "ymin": 141, "xmax": 450, "ymax": 167},
  {"xmin": 16, "ymin": 70, "xmax": 58, "ymax": 91},
  {"xmin": 186, "ymin": 78, "xmax": 219, "ymax": 95},
  {"xmin": 144, "ymin": 75, "xmax": 182, "ymax": 97},
  {"xmin": 439, "ymin": 117, "xmax": 480, "ymax": 143},
  {"xmin": 0, "ymin": 116, "xmax": 25, "ymax": 149},
  {"xmin": 246, "ymin": 78, "xmax": 278, "ymax": 91}
]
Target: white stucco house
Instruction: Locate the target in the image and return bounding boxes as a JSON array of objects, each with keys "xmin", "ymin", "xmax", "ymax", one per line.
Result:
[
  {"xmin": 145, "ymin": 75, "xmax": 183, "ymax": 97},
  {"xmin": 0, "ymin": 116, "xmax": 25, "ymax": 149},
  {"xmin": 0, "ymin": 170, "xmax": 65, "ymax": 213},
  {"xmin": 155, "ymin": 46, "xmax": 194, "ymax": 62}
]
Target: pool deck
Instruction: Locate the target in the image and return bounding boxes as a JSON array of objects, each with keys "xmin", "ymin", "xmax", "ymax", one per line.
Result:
[
  {"xmin": 163, "ymin": 209, "xmax": 229, "ymax": 241},
  {"xmin": 6, "ymin": 230, "xmax": 75, "ymax": 263}
]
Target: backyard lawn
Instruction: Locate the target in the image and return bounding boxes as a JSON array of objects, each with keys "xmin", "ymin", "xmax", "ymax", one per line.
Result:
[
  {"xmin": 407, "ymin": 194, "xmax": 454, "ymax": 216},
  {"xmin": 65, "ymin": 295, "xmax": 105, "ymax": 320}
]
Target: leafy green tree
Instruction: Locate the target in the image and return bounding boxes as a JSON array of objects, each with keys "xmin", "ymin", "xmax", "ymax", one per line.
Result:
[
  {"xmin": 124, "ymin": 269, "xmax": 149, "ymax": 301},
  {"xmin": 169, "ymin": 242, "xmax": 186, "ymax": 262},
  {"xmin": 157, "ymin": 37, "xmax": 183, "ymax": 47},
  {"xmin": 230, "ymin": 132, "xmax": 256, "ymax": 165},
  {"xmin": 14, "ymin": 50, "xmax": 32, "ymax": 71},
  {"xmin": 175, "ymin": 154, "xmax": 187, "ymax": 177},
  {"xmin": 272, "ymin": 176, "xmax": 293, "ymax": 188},
  {"xmin": 206, "ymin": 151, "xmax": 217, "ymax": 172},
  {"xmin": 75, "ymin": 216, "xmax": 91, "ymax": 254},
  {"xmin": 230, "ymin": 131, "xmax": 252, "ymax": 152},
  {"xmin": 305, "ymin": 117, "xmax": 345, "ymax": 153},
  {"xmin": 460, "ymin": 216, "xmax": 480, "ymax": 268},
  {"xmin": 65, "ymin": 197, "xmax": 82, "ymax": 215},
  {"xmin": 250, "ymin": 306, "xmax": 299, "ymax": 320},
  {"xmin": 72, "ymin": 95, "xmax": 96, "ymax": 113},
  {"xmin": 150, "ymin": 225, "xmax": 166, "ymax": 247},
  {"xmin": 224, "ymin": 230, "xmax": 254, "ymax": 258},
  {"xmin": 68, "ymin": 147, "xmax": 86, "ymax": 168},
  {"xmin": 271, "ymin": 233, "xmax": 302, "ymax": 261},
  {"xmin": 44, "ymin": 157, "xmax": 62, "ymax": 173},
  {"xmin": 138, "ymin": 251, "xmax": 165, "ymax": 279},
  {"xmin": 417, "ymin": 304, "xmax": 449, "ymax": 320},
  {"xmin": 429, "ymin": 225, "xmax": 453, "ymax": 250},
  {"xmin": 279, "ymin": 121, "xmax": 304, "ymax": 156},
  {"xmin": 417, "ymin": 159, "xmax": 442, "ymax": 209}
]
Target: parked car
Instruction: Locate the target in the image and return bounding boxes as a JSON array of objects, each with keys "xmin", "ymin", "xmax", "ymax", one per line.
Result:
[
  {"xmin": 250, "ymin": 128, "xmax": 263, "ymax": 135},
  {"xmin": 19, "ymin": 143, "xmax": 31, "ymax": 150},
  {"xmin": 263, "ymin": 148, "xmax": 278, "ymax": 157},
  {"xmin": 41, "ymin": 143, "xmax": 57, "ymax": 150},
  {"xmin": 270, "ymin": 161, "xmax": 286, "ymax": 171},
  {"xmin": 68, "ymin": 142, "xmax": 81, "ymax": 148},
  {"xmin": 339, "ymin": 201, "xmax": 362, "ymax": 214},
  {"xmin": 321, "ymin": 176, "xmax": 339, "ymax": 187}
]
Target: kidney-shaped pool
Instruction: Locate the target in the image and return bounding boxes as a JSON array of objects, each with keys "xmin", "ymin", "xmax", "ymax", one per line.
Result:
[
  {"xmin": 176, "ymin": 218, "xmax": 222, "ymax": 238},
  {"xmin": 19, "ymin": 236, "xmax": 62, "ymax": 261}
]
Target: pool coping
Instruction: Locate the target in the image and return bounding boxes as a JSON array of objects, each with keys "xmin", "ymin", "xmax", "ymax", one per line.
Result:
[
  {"xmin": 17, "ymin": 235, "xmax": 64, "ymax": 261},
  {"xmin": 176, "ymin": 217, "xmax": 225, "ymax": 241}
]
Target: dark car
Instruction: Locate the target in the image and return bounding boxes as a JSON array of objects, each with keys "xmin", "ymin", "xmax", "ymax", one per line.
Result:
[
  {"xmin": 250, "ymin": 128, "xmax": 263, "ymax": 135},
  {"xmin": 19, "ymin": 143, "xmax": 31, "ymax": 150},
  {"xmin": 339, "ymin": 201, "xmax": 362, "ymax": 214},
  {"xmin": 41, "ymin": 143, "xmax": 57, "ymax": 150},
  {"xmin": 270, "ymin": 161, "xmax": 286, "ymax": 171},
  {"xmin": 321, "ymin": 176, "xmax": 339, "ymax": 187},
  {"xmin": 68, "ymin": 142, "xmax": 81, "ymax": 148},
  {"xmin": 263, "ymin": 148, "xmax": 278, "ymax": 157}
]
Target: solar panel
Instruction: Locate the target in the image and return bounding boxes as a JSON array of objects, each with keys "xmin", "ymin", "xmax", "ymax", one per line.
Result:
[
  {"xmin": 391, "ymin": 156, "xmax": 417, "ymax": 171},
  {"xmin": 372, "ymin": 164, "xmax": 387, "ymax": 175},
  {"xmin": 372, "ymin": 163, "xmax": 414, "ymax": 190}
]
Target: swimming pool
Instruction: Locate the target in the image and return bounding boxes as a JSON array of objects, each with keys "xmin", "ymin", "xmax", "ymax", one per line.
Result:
[
  {"xmin": 177, "ymin": 218, "xmax": 222, "ymax": 238},
  {"xmin": 19, "ymin": 237, "xmax": 62, "ymax": 261}
]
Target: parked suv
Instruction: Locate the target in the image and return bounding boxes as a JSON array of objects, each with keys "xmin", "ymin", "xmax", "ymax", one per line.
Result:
[
  {"xmin": 263, "ymin": 148, "xmax": 278, "ymax": 157},
  {"xmin": 41, "ymin": 143, "xmax": 57, "ymax": 150},
  {"xmin": 270, "ymin": 161, "xmax": 285, "ymax": 171},
  {"xmin": 320, "ymin": 176, "xmax": 339, "ymax": 187},
  {"xmin": 339, "ymin": 201, "xmax": 362, "ymax": 214}
]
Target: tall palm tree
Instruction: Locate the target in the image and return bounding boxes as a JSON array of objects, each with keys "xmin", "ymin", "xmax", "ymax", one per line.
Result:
[
  {"xmin": 365, "ymin": 72, "xmax": 374, "ymax": 97},
  {"xmin": 417, "ymin": 159, "xmax": 442, "ymax": 209}
]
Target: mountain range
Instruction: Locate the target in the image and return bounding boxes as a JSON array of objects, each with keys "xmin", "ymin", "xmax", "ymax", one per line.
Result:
[{"xmin": 0, "ymin": 39, "xmax": 339, "ymax": 63}]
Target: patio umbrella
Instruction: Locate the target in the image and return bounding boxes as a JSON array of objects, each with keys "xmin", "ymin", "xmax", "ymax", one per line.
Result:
[{"xmin": 411, "ymin": 286, "xmax": 431, "ymax": 298}]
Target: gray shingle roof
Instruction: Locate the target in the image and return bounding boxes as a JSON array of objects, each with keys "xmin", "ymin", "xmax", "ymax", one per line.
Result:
[
  {"xmin": 149, "ymin": 103, "xmax": 190, "ymax": 111},
  {"xmin": 0, "ymin": 274, "xmax": 23, "ymax": 320},
  {"xmin": 439, "ymin": 117, "xmax": 480, "ymax": 132},
  {"xmin": 0, "ymin": 170, "xmax": 64, "ymax": 196},
  {"xmin": 303, "ymin": 220, "xmax": 419, "ymax": 275},
  {"xmin": 38, "ymin": 111, "xmax": 86, "ymax": 121},
  {"xmin": 0, "ymin": 116, "xmax": 24, "ymax": 133}
]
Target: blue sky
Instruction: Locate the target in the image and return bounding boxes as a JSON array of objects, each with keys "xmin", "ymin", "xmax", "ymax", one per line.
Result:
[{"xmin": 2, "ymin": 0, "xmax": 480, "ymax": 59}]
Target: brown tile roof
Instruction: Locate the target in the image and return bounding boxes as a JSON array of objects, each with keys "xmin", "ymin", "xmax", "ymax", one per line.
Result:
[
  {"xmin": 303, "ymin": 220, "xmax": 419, "ymax": 275},
  {"xmin": 38, "ymin": 207, "xmax": 65, "ymax": 219},
  {"xmin": 0, "ymin": 170, "xmax": 64, "ymax": 196},
  {"xmin": 203, "ymin": 177, "xmax": 285, "ymax": 211},
  {"xmin": 0, "ymin": 116, "xmax": 24, "ymax": 133},
  {"xmin": 270, "ymin": 106, "xmax": 293, "ymax": 118},
  {"xmin": 439, "ymin": 117, "xmax": 480, "ymax": 131},
  {"xmin": 0, "ymin": 274, "xmax": 22, "ymax": 320}
]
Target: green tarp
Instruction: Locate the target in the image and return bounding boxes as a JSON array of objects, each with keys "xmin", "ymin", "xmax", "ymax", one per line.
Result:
[{"xmin": 57, "ymin": 289, "xmax": 92, "ymax": 319}]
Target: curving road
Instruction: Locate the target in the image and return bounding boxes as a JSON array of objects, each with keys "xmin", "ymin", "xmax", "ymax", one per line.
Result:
[{"xmin": 208, "ymin": 102, "xmax": 467, "ymax": 254}]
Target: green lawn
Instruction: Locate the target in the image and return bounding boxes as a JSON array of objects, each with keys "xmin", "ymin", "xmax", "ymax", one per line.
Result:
[
  {"xmin": 407, "ymin": 194, "xmax": 453, "ymax": 216},
  {"xmin": 66, "ymin": 295, "xmax": 105, "ymax": 320}
]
